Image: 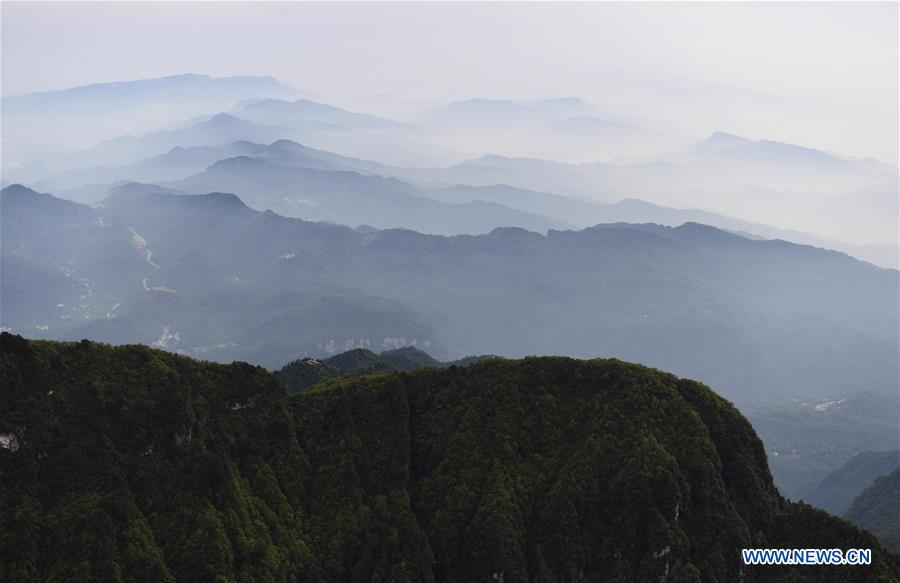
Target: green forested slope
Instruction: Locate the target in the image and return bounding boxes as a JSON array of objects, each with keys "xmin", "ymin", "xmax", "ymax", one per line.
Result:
[
  {"xmin": 845, "ymin": 469, "xmax": 900, "ymax": 553},
  {"xmin": 1, "ymin": 333, "xmax": 897, "ymax": 582},
  {"xmin": 803, "ymin": 450, "xmax": 900, "ymax": 516},
  {"xmin": 275, "ymin": 346, "xmax": 489, "ymax": 394}
]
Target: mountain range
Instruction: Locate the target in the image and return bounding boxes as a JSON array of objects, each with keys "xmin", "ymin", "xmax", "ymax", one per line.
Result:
[
  {"xmin": 20, "ymin": 132, "xmax": 897, "ymax": 267},
  {"xmin": 3, "ymin": 184, "xmax": 896, "ymax": 410},
  {"xmin": 2, "ymin": 70, "xmax": 898, "ymax": 581},
  {"xmin": 170, "ymin": 155, "xmax": 568, "ymax": 235},
  {"xmin": 2, "ymin": 332, "xmax": 898, "ymax": 582},
  {"xmin": 4, "ymin": 75, "xmax": 896, "ymax": 263},
  {"xmin": 236, "ymin": 97, "xmax": 408, "ymax": 131},
  {"xmin": 1, "ymin": 74, "xmax": 298, "ymax": 174}
]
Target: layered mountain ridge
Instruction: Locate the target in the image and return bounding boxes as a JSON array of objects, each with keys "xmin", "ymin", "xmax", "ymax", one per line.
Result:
[
  {"xmin": 18, "ymin": 129, "xmax": 895, "ymax": 267},
  {"xmin": 3, "ymin": 184, "xmax": 896, "ymax": 407}
]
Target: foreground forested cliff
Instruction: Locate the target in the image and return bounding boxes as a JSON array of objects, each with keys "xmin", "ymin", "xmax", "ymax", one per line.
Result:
[{"xmin": 1, "ymin": 332, "xmax": 897, "ymax": 582}]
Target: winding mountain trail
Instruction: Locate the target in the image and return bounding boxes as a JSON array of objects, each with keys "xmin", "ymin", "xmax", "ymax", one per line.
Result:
[{"xmin": 127, "ymin": 226, "xmax": 161, "ymax": 269}]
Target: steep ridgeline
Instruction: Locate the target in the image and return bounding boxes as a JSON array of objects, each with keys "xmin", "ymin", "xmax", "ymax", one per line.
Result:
[
  {"xmin": 845, "ymin": 469, "xmax": 900, "ymax": 553},
  {"xmin": 802, "ymin": 450, "xmax": 900, "ymax": 517},
  {"xmin": 3, "ymin": 184, "xmax": 897, "ymax": 409},
  {"xmin": 1, "ymin": 334, "xmax": 898, "ymax": 582},
  {"xmin": 276, "ymin": 346, "xmax": 495, "ymax": 394}
]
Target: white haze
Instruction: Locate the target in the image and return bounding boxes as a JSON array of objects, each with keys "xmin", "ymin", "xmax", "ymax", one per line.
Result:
[
  {"xmin": 3, "ymin": 2, "xmax": 897, "ymax": 162},
  {"xmin": 1, "ymin": 2, "xmax": 897, "ymax": 252}
]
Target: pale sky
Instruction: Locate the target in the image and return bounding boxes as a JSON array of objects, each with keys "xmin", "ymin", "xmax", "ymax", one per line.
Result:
[{"xmin": 2, "ymin": 1, "xmax": 898, "ymax": 161}]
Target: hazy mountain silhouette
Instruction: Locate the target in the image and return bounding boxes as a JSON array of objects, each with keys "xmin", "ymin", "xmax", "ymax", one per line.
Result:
[
  {"xmin": 17, "ymin": 131, "xmax": 897, "ymax": 267},
  {"xmin": 2, "ymin": 74, "xmax": 298, "ymax": 176},
  {"xmin": 171, "ymin": 156, "xmax": 569, "ymax": 235},
  {"xmin": 237, "ymin": 97, "xmax": 407, "ymax": 131},
  {"xmin": 803, "ymin": 450, "xmax": 900, "ymax": 516},
  {"xmin": 3, "ymin": 185, "xmax": 896, "ymax": 408}
]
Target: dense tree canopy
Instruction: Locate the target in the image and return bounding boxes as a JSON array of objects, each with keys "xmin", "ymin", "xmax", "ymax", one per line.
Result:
[
  {"xmin": 1, "ymin": 332, "xmax": 897, "ymax": 582},
  {"xmin": 275, "ymin": 346, "xmax": 490, "ymax": 394},
  {"xmin": 845, "ymin": 469, "xmax": 900, "ymax": 553}
]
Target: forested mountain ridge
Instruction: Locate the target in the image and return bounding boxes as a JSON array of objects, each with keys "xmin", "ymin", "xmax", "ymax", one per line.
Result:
[
  {"xmin": 2, "ymin": 333, "xmax": 898, "ymax": 582},
  {"xmin": 276, "ymin": 346, "xmax": 430, "ymax": 393},
  {"xmin": 844, "ymin": 469, "xmax": 900, "ymax": 553},
  {"xmin": 275, "ymin": 346, "xmax": 494, "ymax": 394}
]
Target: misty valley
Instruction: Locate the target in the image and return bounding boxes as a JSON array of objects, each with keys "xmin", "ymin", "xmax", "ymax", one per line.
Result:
[{"xmin": 2, "ymin": 4, "xmax": 899, "ymax": 580}]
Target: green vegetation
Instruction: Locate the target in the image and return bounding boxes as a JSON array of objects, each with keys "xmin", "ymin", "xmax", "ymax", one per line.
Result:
[
  {"xmin": 2, "ymin": 332, "xmax": 898, "ymax": 582},
  {"xmin": 379, "ymin": 346, "xmax": 440, "ymax": 371},
  {"xmin": 845, "ymin": 469, "xmax": 900, "ymax": 553},
  {"xmin": 275, "ymin": 346, "xmax": 494, "ymax": 394},
  {"xmin": 275, "ymin": 347, "xmax": 418, "ymax": 394}
]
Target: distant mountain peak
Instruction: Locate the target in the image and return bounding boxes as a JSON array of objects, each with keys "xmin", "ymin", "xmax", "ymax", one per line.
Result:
[
  {"xmin": 203, "ymin": 112, "xmax": 247, "ymax": 126},
  {"xmin": 104, "ymin": 186, "xmax": 250, "ymax": 213},
  {"xmin": 269, "ymin": 138, "xmax": 301, "ymax": 147},
  {"xmin": 674, "ymin": 221, "xmax": 745, "ymax": 241},
  {"xmin": 194, "ymin": 191, "xmax": 248, "ymax": 208},
  {"xmin": 104, "ymin": 182, "xmax": 186, "ymax": 200},
  {"xmin": 237, "ymin": 97, "xmax": 405, "ymax": 130},
  {"xmin": 206, "ymin": 155, "xmax": 269, "ymax": 171},
  {"xmin": 292, "ymin": 98, "xmax": 342, "ymax": 112},
  {"xmin": 709, "ymin": 131, "xmax": 748, "ymax": 141},
  {"xmin": 0, "ymin": 183, "xmax": 39, "ymax": 197},
  {"xmin": 688, "ymin": 131, "xmax": 752, "ymax": 152},
  {"xmin": 266, "ymin": 138, "xmax": 310, "ymax": 154}
]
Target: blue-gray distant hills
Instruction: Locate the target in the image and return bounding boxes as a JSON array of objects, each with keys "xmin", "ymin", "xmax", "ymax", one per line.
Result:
[
  {"xmin": 2, "ymin": 183, "xmax": 896, "ymax": 408},
  {"xmin": 2, "ymin": 73, "xmax": 294, "ymax": 113},
  {"xmin": 174, "ymin": 155, "xmax": 568, "ymax": 235},
  {"xmin": 237, "ymin": 97, "xmax": 408, "ymax": 131},
  {"xmin": 1, "ymin": 74, "xmax": 298, "ymax": 168},
  {"xmin": 804, "ymin": 450, "xmax": 900, "ymax": 517},
  {"xmin": 7, "ymin": 80, "xmax": 894, "ymax": 261},
  {"xmin": 25, "ymin": 134, "xmax": 896, "ymax": 268}
]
